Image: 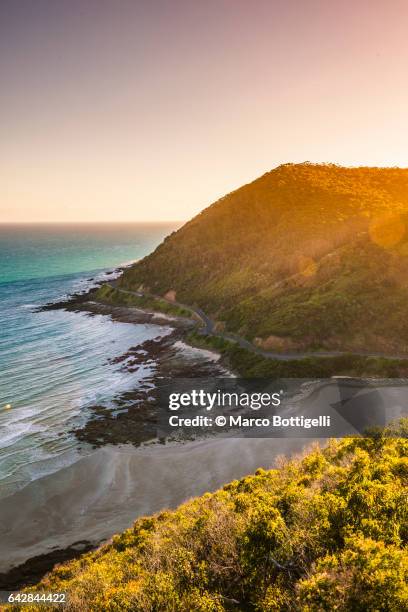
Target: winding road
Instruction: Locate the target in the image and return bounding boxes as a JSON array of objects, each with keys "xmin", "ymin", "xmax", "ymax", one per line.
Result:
[{"xmin": 107, "ymin": 284, "xmax": 408, "ymax": 362}]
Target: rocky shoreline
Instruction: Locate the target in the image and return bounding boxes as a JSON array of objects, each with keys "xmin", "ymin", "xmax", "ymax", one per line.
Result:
[
  {"xmin": 39, "ymin": 282, "xmax": 227, "ymax": 449},
  {"xmin": 0, "ymin": 279, "xmax": 228, "ymax": 589},
  {"xmin": 71, "ymin": 327, "xmax": 226, "ymax": 448}
]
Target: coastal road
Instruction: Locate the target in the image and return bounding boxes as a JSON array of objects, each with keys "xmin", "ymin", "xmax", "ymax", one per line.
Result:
[{"xmin": 107, "ymin": 284, "xmax": 408, "ymax": 362}]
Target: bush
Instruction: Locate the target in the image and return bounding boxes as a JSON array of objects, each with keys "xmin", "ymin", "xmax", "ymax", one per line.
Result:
[{"xmin": 9, "ymin": 421, "xmax": 408, "ymax": 611}]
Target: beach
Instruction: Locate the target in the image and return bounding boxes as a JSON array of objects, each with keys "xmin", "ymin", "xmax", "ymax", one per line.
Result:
[{"xmin": 0, "ymin": 435, "xmax": 317, "ymax": 580}]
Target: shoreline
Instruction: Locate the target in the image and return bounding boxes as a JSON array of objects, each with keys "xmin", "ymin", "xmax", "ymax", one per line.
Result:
[
  {"xmin": 68, "ymin": 305, "xmax": 228, "ymax": 448},
  {"xmin": 1, "ymin": 376, "xmax": 406, "ymax": 588},
  {"xmin": 0, "ymin": 276, "xmax": 234, "ymax": 587},
  {"xmin": 0, "ymin": 436, "xmax": 319, "ymax": 587},
  {"xmin": 39, "ymin": 277, "xmax": 228, "ymax": 448}
]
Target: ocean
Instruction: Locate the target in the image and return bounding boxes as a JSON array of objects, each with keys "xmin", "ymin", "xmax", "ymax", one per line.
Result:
[{"xmin": 0, "ymin": 223, "xmax": 179, "ymax": 499}]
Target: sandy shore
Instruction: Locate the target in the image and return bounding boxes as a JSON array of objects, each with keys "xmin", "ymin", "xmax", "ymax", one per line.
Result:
[
  {"xmin": 0, "ymin": 435, "xmax": 316, "ymax": 575},
  {"xmin": 1, "ymin": 379, "xmax": 405, "ymax": 578}
]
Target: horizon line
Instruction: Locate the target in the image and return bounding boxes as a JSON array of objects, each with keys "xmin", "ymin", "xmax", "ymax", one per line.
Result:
[{"xmin": 0, "ymin": 220, "xmax": 186, "ymax": 225}]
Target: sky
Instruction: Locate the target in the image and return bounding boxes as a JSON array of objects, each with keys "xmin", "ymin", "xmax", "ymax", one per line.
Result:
[{"xmin": 1, "ymin": 0, "xmax": 408, "ymax": 223}]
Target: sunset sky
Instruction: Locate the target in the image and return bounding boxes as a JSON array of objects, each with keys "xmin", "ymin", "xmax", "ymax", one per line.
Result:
[{"xmin": 1, "ymin": 0, "xmax": 408, "ymax": 223}]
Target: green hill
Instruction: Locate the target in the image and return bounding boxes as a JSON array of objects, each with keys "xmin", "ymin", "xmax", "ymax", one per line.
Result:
[
  {"xmin": 120, "ymin": 163, "xmax": 408, "ymax": 354},
  {"xmin": 14, "ymin": 422, "xmax": 408, "ymax": 611}
]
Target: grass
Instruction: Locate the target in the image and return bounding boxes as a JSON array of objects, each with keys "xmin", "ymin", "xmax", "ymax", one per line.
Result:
[{"xmin": 94, "ymin": 284, "xmax": 192, "ymax": 319}]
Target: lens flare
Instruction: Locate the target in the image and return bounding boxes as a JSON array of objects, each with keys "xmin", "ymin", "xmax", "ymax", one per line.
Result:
[{"xmin": 369, "ymin": 213, "xmax": 405, "ymax": 249}]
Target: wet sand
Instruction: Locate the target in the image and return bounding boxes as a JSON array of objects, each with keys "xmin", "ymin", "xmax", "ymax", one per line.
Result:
[{"xmin": 0, "ymin": 436, "xmax": 316, "ymax": 576}]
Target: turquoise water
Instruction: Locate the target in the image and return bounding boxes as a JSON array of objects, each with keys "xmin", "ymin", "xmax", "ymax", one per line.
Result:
[
  {"xmin": 0, "ymin": 223, "xmax": 177, "ymax": 283},
  {"xmin": 0, "ymin": 223, "xmax": 179, "ymax": 498}
]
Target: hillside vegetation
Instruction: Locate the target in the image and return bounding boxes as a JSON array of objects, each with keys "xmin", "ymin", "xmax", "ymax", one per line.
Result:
[
  {"xmin": 14, "ymin": 422, "xmax": 408, "ymax": 611},
  {"xmin": 120, "ymin": 164, "xmax": 408, "ymax": 353},
  {"xmin": 94, "ymin": 284, "xmax": 192, "ymax": 318},
  {"xmin": 187, "ymin": 332, "xmax": 408, "ymax": 378}
]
